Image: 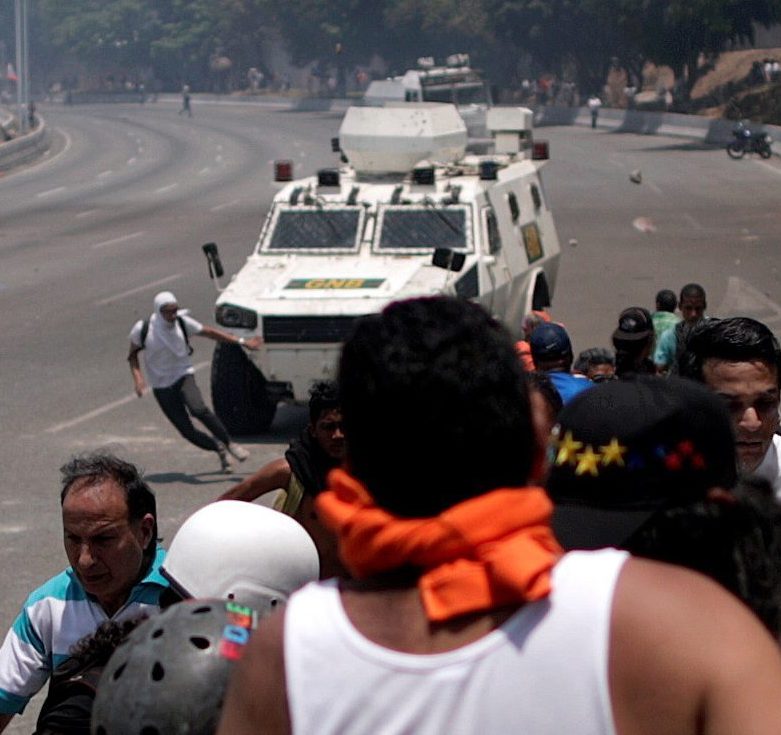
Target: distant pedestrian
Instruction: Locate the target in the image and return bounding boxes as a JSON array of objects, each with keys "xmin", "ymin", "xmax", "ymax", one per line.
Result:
[
  {"xmin": 127, "ymin": 292, "xmax": 261, "ymax": 473},
  {"xmin": 652, "ymin": 288, "xmax": 680, "ymax": 345},
  {"xmin": 179, "ymin": 84, "xmax": 192, "ymax": 117},
  {"xmin": 654, "ymin": 283, "xmax": 709, "ymax": 374},
  {"xmin": 587, "ymin": 94, "xmax": 601, "ymax": 128},
  {"xmin": 529, "ymin": 322, "xmax": 592, "ymax": 404},
  {"xmin": 612, "ymin": 306, "xmax": 656, "ymax": 377}
]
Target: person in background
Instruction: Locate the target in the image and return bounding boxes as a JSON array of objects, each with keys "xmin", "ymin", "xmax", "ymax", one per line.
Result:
[
  {"xmin": 652, "ymin": 288, "xmax": 680, "ymax": 345},
  {"xmin": 516, "ymin": 310, "xmax": 551, "ymax": 371},
  {"xmin": 679, "ymin": 317, "xmax": 781, "ymax": 498},
  {"xmin": 573, "ymin": 347, "xmax": 616, "ymax": 383},
  {"xmin": 529, "ymin": 322, "xmax": 592, "ymax": 404},
  {"xmin": 219, "ymin": 381, "xmax": 347, "ymax": 578},
  {"xmin": 612, "ymin": 307, "xmax": 657, "ymax": 377},
  {"xmin": 654, "ymin": 283, "xmax": 708, "ymax": 374}
]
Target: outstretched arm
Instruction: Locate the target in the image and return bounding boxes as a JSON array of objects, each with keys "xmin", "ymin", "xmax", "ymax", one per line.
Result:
[
  {"xmin": 199, "ymin": 325, "xmax": 262, "ymax": 351},
  {"xmin": 218, "ymin": 458, "xmax": 292, "ymax": 503}
]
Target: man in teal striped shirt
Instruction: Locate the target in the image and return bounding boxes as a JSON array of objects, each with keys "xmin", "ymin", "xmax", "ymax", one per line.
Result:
[{"xmin": 0, "ymin": 453, "xmax": 168, "ymax": 731}]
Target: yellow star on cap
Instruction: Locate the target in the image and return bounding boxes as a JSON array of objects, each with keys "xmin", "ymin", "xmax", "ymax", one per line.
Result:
[
  {"xmin": 600, "ymin": 438, "xmax": 627, "ymax": 467},
  {"xmin": 575, "ymin": 445, "xmax": 601, "ymax": 476},
  {"xmin": 556, "ymin": 431, "xmax": 583, "ymax": 466}
]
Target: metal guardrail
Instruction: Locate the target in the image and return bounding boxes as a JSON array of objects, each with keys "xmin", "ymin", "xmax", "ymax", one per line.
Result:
[{"xmin": 0, "ymin": 113, "xmax": 49, "ymax": 171}]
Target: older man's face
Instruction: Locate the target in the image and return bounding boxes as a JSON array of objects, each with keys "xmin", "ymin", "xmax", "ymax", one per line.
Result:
[
  {"xmin": 62, "ymin": 478, "xmax": 154, "ymax": 616},
  {"xmin": 702, "ymin": 358, "xmax": 780, "ymax": 473}
]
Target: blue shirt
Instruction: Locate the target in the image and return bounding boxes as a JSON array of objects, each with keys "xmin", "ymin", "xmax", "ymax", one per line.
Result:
[
  {"xmin": 547, "ymin": 371, "xmax": 593, "ymax": 404},
  {"xmin": 0, "ymin": 547, "xmax": 168, "ymax": 714}
]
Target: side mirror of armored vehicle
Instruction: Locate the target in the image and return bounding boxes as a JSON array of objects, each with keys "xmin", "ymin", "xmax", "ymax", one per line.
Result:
[
  {"xmin": 432, "ymin": 248, "xmax": 466, "ymax": 272},
  {"xmin": 203, "ymin": 242, "xmax": 225, "ymax": 279}
]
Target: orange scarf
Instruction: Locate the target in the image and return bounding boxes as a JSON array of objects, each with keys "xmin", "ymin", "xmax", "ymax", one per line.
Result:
[{"xmin": 316, "ymin": 469, "xmax": 562, "ymax": 622}]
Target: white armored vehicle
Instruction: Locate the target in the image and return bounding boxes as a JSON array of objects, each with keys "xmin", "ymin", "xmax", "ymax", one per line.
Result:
[
  {"xmin": 204, "ymin": 102, "xmax": 561, "ymax": 433},
  {"xmin": 363, "ymin": 53, "xmax": 491, "ymax": 139}
]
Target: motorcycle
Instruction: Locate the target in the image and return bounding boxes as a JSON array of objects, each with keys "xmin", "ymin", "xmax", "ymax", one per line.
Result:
[{"xmin": 726, "ymin": 121, "xmax": 773, "ymax": 159}]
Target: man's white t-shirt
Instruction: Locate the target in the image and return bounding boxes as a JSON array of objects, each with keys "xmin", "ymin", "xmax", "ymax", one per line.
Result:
[
  {"xmin": 754, "ymin": 433, "xmax": 781, "ymax": 501},
  {"xmin": 129, "ymin": 314, "xmax": 202, "ymax": 389}
]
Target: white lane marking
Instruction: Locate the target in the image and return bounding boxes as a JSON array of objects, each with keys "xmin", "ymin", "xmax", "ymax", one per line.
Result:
[
  {"xmin": 97, "ymin": 170, "xmax": 113, "ymax": 178},
  {"xmin": 217, "ymin": 144, "xmax": 223, "ymax": 151},
  {"xmin": 76, "ymin": 209, "xmax": 98, "ymax": 218},
  {"xmin": 683, "ymin": 213, "xmax": 702, "ymax": 229},
  {"xmin": 36, "ymin": 186, "xmax": 65, "ymax": 198},
  {"xmin": 45, "ymin": 361, "xmax": 211, "ymax": 433},
  {"xmin": 198, "ymin": 167, "xmax": 211, "ymax": 175},
  {"xmin": 154, "ymin": 183, "xmax": 178, "ymax": 194},
  {"xmin": 646, "ymin": 181, "xmax": 663, "ymax": 194},
  {"xmin": 210, "ymin": 199, "xmax": 241, "ymax": 212},
  {"xmin": 91, "ymin": 231, "xmax": 146, "ymax": 249},
  {"xmin": 94, "ymin": 273, "xmax": 183, "ymax": 306},
  {"xmin": 127, "ymin": 157, "xmax": 137, "ymax": 165},
  {"xmin": 756, "ymin": 160, "xmax": 781, "ymax": 176},
  {"xmin": 215, "ymin": 155, "xmax": 224, "ymax": 163},
  {"xmin": 0, "ymin": 525, "xmax": 27, "ymax": 534},
  {"xmin": 138, "ymin": 147, "xmax": 144, "ymax": 153},
  {"xmin": 1, "ymin": 129, "xmax": 73, "ymax": 180},
  {"xmin": 716, "ymin": 276, "xmax": 781, "ymax": 325}
]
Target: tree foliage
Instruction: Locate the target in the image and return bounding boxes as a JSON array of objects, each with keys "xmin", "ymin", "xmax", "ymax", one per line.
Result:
[{"xmin": 3, "ymin": 0, "xmax": 780, "ymax": 99}]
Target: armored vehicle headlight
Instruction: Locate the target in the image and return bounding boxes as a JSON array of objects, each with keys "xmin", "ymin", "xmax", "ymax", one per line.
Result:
[{"xmin": 216, "ymin": 304, "xmax": 258, "ymax": 330}]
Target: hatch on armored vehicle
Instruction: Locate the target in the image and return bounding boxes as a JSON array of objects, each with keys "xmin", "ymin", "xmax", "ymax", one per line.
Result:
[{"xmin": 203, "ymin": 102, "xmax": 560, "ymax": 434}]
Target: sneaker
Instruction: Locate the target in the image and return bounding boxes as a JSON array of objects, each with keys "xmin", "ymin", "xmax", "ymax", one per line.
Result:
[
  {"xmin": 227, "ymin": 442, "xmax": 250, "ymax": 462},
  {"xmin": 217, "ymin": 445, "xmax": 233, "ymax": 474}
]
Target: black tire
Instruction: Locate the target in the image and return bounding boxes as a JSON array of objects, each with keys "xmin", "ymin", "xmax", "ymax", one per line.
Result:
[
  {"xmin": 726, "ymin": 141, "xmax": 745, "ymax": 159},
  {"xmin": 760, "ymin": 144, "xmax": 772, "ymax": 159},
  {"xmin": 211, "ymin": 343, "xmax": 276, "ymax": 435}
]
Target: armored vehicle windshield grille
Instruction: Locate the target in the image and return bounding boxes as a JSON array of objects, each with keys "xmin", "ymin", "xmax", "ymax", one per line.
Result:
[
  {"xmin": 262, "ymin": 316, "xmax": 359, "ymax": 343},
  {"xmin": 266, "ymin": 207, "xmax": 362, "ymax": 252},
  {"xmin": 376, "ymin": 207, "xmax": 469, "ymax": 252}
]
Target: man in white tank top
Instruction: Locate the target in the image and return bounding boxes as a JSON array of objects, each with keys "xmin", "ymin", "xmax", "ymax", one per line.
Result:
[{"xmin": 219, "ymin": 296, "xmax": 781, "ymax": 735}]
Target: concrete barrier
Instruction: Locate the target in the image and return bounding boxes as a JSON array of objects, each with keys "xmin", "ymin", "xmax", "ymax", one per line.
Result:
[
  {"xmin": 533, "ymin": 104, "xmax": 781, "ymax": 148},
  {"xmin": 0, "ymin": 113, "xmax": 49, "ymax": 171}
]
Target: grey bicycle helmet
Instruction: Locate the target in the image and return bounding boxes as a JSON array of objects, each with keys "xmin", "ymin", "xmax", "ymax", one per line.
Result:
[{"xmin": 91, "ymin": 598, "xmax": 257, "ymax": 735}]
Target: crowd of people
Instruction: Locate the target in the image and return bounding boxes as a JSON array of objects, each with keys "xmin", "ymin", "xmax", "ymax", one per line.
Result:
[{"xmin": 2, "ymin": 287, "xmax": 781, "ymax": 734}]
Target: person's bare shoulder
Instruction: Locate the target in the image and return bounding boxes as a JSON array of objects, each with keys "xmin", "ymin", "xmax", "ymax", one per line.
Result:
[
  {"xmin": 217, "ymin": 607, "xmax": 290, "ymax": 735},
  {"xmin": 610, "ymin": 557, "xmax": 781, "ymax": 735}
]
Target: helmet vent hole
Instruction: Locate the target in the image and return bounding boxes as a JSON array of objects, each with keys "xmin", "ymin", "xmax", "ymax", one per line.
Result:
[
  {"xmin": 141, "ymin": 728, "xmax": 160, "ymax": 735},
  {"xmin": 112, "ymin": 663, "xmax": 127, "ymax": 681},
  {"xmin": 151, "ymin": 662, "xmax": 165, "ymax": 681},
  {"xmin": 190, "ymin": 636, "xmax": 211, "ymax": 650},
  {"xmin": 270, "ymin": 598, "xmax": 279, "ymax": 608},
  {"xmin": 152, "ymin": 628, "xmax": 164, "ymax": 639},
  {"xmin": 192, "ymin": 605, "xmax": 212, "ymax": 615}
]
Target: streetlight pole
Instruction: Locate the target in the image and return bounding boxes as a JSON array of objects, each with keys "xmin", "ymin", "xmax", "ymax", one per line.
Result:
[{"xmin": 14, "ymin": 0, "xmax": 29, "ymax": 134}]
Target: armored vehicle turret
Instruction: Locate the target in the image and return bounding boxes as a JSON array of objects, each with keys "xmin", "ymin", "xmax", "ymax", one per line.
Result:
[{"xmin": 204, "ymin": 102, "xmax": 560, "ymax": 433}]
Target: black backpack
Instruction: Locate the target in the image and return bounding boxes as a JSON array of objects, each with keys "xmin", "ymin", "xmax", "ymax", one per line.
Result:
[{"xmin": 139, "ymin": 316, "xmax": 193, "ymax": 356}]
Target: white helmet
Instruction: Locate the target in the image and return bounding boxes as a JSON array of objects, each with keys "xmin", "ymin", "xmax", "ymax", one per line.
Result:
[{"xmin": 161, "ymin": 501, "xmax": 319, "ymax": 616}]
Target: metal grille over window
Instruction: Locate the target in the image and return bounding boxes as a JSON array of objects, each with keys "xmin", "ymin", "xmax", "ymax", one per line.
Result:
[
  {"xmin": 376, "ymin": 208, "xmax": 468, "ymax": 252},
  {"xmin": 266, "ymin": 207, "xmax": 362, "ymax": 251}
]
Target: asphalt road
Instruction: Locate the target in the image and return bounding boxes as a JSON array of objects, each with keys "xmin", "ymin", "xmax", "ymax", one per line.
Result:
[{"xmin": 2, "ymin": 96, "xmax": 781, "ymax": 731}]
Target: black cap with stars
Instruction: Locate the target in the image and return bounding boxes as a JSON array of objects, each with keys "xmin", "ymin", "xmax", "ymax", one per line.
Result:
[{"xmin": 546, "ymin": 375, "xmax": 737, "ymax": 550}]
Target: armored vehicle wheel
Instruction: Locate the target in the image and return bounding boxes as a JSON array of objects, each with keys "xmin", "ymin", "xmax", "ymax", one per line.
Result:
[
  {"xmin": 211, "ymin": 343, "xmax": 276, "ymax": 435},
  {"xmin": 760, "ymin": 144, "xmax": 772, "ymax": 159},
  {"xmin": 726, "ymin": 141, "xmax": 745, "ymax": 159}
]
